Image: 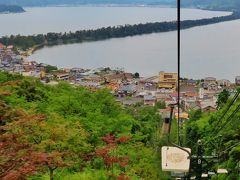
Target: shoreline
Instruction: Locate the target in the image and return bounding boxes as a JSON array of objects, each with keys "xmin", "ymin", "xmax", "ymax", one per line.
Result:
[{"xmin": 27, "ymin": 11, "xmax": 237, "ymax": 56}]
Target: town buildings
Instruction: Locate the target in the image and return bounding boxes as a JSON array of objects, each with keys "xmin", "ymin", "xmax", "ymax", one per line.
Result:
[
  {"xmin": 159, "ymin": 71, "xmax": 178, "ymax": 91},
  {"xmin": 1, "ymin": 43, "xmax": 239, "ymax": 120}
]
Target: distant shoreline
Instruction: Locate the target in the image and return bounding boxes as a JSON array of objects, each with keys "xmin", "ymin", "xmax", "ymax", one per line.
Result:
[
  {"xmin": 0, "ymin": 5, "xmax": 25, "ymax": 14},
  {"xmin": 22, "ymin": 4, "xmax": 233, "ymax": 12}
]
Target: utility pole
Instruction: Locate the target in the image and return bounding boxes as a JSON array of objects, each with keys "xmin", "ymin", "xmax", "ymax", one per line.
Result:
[{"xmin": 177, "ymin": 0, "xmax": 181, "ymax": 147}]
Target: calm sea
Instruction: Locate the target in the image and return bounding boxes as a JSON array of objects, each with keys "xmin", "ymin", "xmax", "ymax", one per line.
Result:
[{"xmin": 1, "ymin": 6, "xmax": 238, "ymax": 81}]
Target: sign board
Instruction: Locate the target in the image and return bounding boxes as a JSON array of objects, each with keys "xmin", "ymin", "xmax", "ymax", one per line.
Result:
[
  {"xmin": 217, "ymin": 169, "xmax": 228, "ymax": 174},
  {"xmin": 161, "ymin": 146, "xmax": 191, "ymax": 172}
]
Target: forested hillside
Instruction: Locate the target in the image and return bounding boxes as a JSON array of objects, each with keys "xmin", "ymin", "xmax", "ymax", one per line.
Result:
[
  {"xmin": 185, "ymin": 89, "xmax": 240, "ymax": 179},
  {"xmin": 0, "ymin": 71, "xmax": 239, "ymax": 179},
  {"xmin": 0, "ymin": 72, "xmax": 170, "ymax": 179}
]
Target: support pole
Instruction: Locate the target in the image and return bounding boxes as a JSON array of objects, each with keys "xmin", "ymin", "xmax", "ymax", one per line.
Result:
[
  {"xmin": 177, "ymin": 0, "xmax": 181, "ymax": 146},
  {"xmin": 196, "ymin": 140, "xmax": 203, "ymax": 180}
]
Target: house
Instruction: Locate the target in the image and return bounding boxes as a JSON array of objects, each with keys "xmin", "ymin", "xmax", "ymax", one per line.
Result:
[
  {"xmin": 180, "ymin": 84, "xmax": 198, "ymax": 93},
  {"xmin": 55, "ymin": 73, "xmax": 70, "ymax": 80},
  {"xmin": 13, "ymin": 64, "xmax": 24, "ymax": 73},
  {"xmin": 7, "ymin": 45, "xmax": 13, "ymax": 49},
  {"xmin": 155, "ymin": 93, "xmax": 172, "ymax": 102},
  {"xmin": 144, "ymin": 94, "xmax": 156, "ymax": 106},
  {"xmin": 200, "ymin": 99, "xmax": 217, "ymax": 112},
  {"xmin": 138, "ymin": 76, "xmax": 159, "ymax": 91},
  {"xmin": 182, "ymin": 92, "xmax": 199, "ymax": 104},
  {"xmin": 207, "ymin": 83, "xmax": 219, "ymax": 91},
  {"xmin": 105, "ymin": 73, "xmax": 134, "ymax": 83},
  {"xmin": 84, "ymin": 74, "xmax": 104, "ymax": 83},
  {"xmin": 235, "ymin": 76, "xmax": 240, "ymax": 86},
  {"xmin": 201, "ymin": 105, "xmax": 217, "ymax": 112},
  {"xmin": 77, "ymin": 81, "xmax": 100, "ymax": 88},
  {"xmin": 118, "ymin": 84, "xmax": 137, "ymax": 96},
  {"xmin": 217, "ymin": 79, "xmax": 231, "ymax": 87},
  {"xmin": 107, "ymin": 82, "xmax": 120, "ymax": 92},
  {"xmin": 169, "ymin": 92, "xmax": 184, "ymax": 102},
  {"xmin": 183, "ymin": 101, "xmax": 201, "ymax": 111},
  {"xmin": 70, "ymin": 67, "xmax": 85, "ymax": 79},
  {"xmin": 186, "ymin": 79, "xmax": 197, "ymax": 86},
  {"xmin": 0, "ymin": 43, "xmax": 5, "ymax": 50},
  {"xmin": 159, "ymin": 71, "xmax": 178, "ymax": 91},
  {"xmin": 204, "ymin": 77, "xmax": 217, "ymax": 84}
]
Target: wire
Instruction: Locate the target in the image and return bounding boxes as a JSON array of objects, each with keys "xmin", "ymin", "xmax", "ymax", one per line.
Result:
[
  {"xmin": 204, "ymin": 102, "xmax": 240, "ymax": 146},
  {"xmin": 219, "ymin": 142, "xmax": 240, "ymax": 155},
  {"xmin": 214, "ymin": 103, "xmax": 240, "ymax": 134},
  {"xmin": 203, "ymin": 91, "xmax": 240, "ymax": 145},
  {"xmin": 212, "ymin": 90, "xmax": 240, "ymax": 130}
]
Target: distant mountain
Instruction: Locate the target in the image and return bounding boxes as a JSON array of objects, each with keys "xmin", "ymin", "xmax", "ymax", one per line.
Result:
[
  {"xmin": 0, "ymin": 0, "xmax": 174, "ymax": 6},
  {"xmin": 183, "ymin": 0, "xmax": 240, "ymax": 11},
  {"xmin": 0, "ymin": 0, "xmax": 239, "ymax": 11},
  {"xmin": 0, "ymin": 4, "xmax": 25, "ymax": 13}
]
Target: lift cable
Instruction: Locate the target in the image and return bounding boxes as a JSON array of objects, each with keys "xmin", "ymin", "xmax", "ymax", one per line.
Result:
[
  {"xmin": 219, "ymin": 142, "xmax": 240, "ymax": 155},
  {"xmin": 204, "ymin": 101, "xmax": 240, "ymax": 146},
  {"xmin": 211, "ymin": 89, "xmax": 240, "ymax": 132},
  {"xmin": 214, "ymin": 103, "xmax": 240, "ymax": 134}
]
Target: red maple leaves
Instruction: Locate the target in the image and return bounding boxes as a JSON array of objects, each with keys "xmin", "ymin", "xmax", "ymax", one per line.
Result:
[{"xmin": 95, "ymin": 134, "xmax": 131, "ymax": 179}]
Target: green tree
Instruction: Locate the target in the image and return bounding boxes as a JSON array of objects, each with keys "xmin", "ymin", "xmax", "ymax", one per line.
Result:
[{"xmin": 217, "ymin": 89, "xmax": 230, "ymax": 109}]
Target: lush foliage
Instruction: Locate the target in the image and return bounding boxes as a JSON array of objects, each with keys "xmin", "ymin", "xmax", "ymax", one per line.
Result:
[
  {"xmin": 185, "ymin": 90, "xmax": 240, "ymax": 179},
  {"xmin": 216, "ymin": 89, "xmax": 230, "ymax": 109},
  {"xmin": 0, "ymin": 72, "xmax": 170, "ymax": 179}
]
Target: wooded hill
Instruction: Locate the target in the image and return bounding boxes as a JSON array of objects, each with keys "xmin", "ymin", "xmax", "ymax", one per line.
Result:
[{"xmin": 0, "ymin": 71, "xmax": 171, "ymax": 179}]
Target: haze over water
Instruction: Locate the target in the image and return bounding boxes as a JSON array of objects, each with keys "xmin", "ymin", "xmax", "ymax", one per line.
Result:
[{"xmin": 1, "ymin": 6, "xmax": 238, "ymax": 81}]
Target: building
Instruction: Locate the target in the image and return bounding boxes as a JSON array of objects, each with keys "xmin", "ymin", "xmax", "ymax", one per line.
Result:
[
  {"xmin": 159, "ymin": 71, "xmax": 178, "ymax": 91},
  {"xmin": 107, "ymin": 82, "xmax": 120, "ymax": 92},
  {"xmin": 105, "ymin": 73, "xmax": 134, "ymax": 83},
  {"xmin": 235, "ymin": 76, "xmax": 240, "ymax": 86},
  {"xmin": 217, "ymin": 79, "xmax": 231, "ymax": 87},
  {"xmin": 55, "ymin": 73, "xmax": 70, "ymax": 80},
  {"xmin": 118, "ymin": 84, "xmax": 137, "ymax": 96},
  {"xmin": 200, "ymin": 99, "xmax": 217, "ymax": 112},
  {"xmin": 185, "ymin": 79, "xmax": 197, "ymax": 86},
  {"xmin": 204, "ymin": 77, "xmax": 217, "ymax": 84},
  {"xmin": 144, "ymin": 94, "xmax": 156, "ymax": 106},
  {"xmin": 0, "ymin": 43, "xmax": 5, "ymax": 50}
]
